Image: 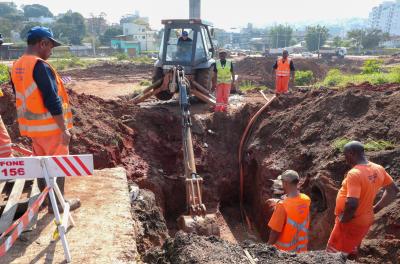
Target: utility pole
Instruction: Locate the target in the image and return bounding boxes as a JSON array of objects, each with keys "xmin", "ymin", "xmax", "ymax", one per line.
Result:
[
  {"xmin": 317, "ymin": 28, "xmax": 321, "ymax": 59},
  {"xmin": 189, "ymin": 0, "xmax": 201, "ymax": 19},
  {"xmin": 90, "ymin": 14, "xmax": 96, "ymax": 57}
]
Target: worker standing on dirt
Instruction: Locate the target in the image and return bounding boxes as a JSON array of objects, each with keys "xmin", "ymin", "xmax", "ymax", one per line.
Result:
[
  {"xmin": 267, "ymin": 170, "xmax": 311, "ymax": 253},
  {"xmin": 0, "ymin": 89, "xmax": 12, "ymax": 158},
  {"xmin": 212, "ymin": 50, "xmax": 236, "ymax": 112},
  {"xmin": 326, "ymin": 141, "xmax": 399, "ymax": 258},
  {"xmin": 272, "ymin": 50, "xmax": 295, "ymax": 95},
  {"xmin": 10, "ymin": 26, "xmax": 80, "ymax": 212}
]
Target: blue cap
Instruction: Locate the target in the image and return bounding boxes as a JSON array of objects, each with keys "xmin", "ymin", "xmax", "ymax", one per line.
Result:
[
  {"xmin": 27, "ymin": 26, "xmax": 62, "ymax": 47},
  {"xmin": 182, "ymin": 31, "xmax": 189, "ymax": 37}
]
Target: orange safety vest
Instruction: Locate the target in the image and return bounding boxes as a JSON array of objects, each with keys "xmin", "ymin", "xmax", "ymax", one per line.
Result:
[
  {"xmin": 276, "ymin": 57, "xmax": 291, "ymax": 77},
  {"xmin": 11, "ymin": 55, "xmax": 73, "ymax": 138},
  {"xmin": 274, "ymin": 193, "xmax": 311, "ymax": 253}
]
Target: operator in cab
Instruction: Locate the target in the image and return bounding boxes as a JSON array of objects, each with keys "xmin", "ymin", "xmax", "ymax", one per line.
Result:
[{"xmin": 177, "ymin": 31, "xmax": 193, "ymax": 62}]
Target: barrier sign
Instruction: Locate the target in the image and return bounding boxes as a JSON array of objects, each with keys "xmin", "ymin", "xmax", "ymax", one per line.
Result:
[
  {"xmin": 0, "ymin": 155, "xmax": 93, "ymax": 180},
  {"xmin": 0, "ymin": 154, "xmax": 94, "ymax": 263}
]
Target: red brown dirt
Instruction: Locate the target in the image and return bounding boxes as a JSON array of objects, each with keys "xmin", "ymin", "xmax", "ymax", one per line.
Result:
[
  {"xmin": 235, "ymin": 57, "xmax": 363, "ymax": 87},
  {"xmin": 1, "ymin": 65, "xmax": 400, "ymax": 263},
  {"xmin": 240, "ymin": 85, "xmax": 400, "ymax": 262}
]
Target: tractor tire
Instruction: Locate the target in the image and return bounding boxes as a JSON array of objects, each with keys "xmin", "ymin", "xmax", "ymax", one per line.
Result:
[
  {"xmin": 152, "ymin": 67, "xmax": 174, "ymax": 101},
  {"xmin": 195, "ymin": 67, "xmax": 214, "ymax": 93}
]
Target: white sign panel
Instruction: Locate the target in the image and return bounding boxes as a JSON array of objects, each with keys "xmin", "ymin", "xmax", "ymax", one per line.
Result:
[{"xmin": 0, "ymin": 155, "xmax": 93, "ymax": 180}]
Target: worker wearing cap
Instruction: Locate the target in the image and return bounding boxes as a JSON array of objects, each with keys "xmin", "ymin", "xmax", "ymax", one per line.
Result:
[
  {"xmin": 11, "ymin": 26, "xmax": 80, "ymax": 211},
  {"xmin": 0, "ymin": 89, "xmax": 12, "ymax": 158},
  {"xmin": 327, "ymin": 141, "xmax": 398, "ymax": 258},
  {"xmin": 212, "ymin": 50, "xmax": 235, "ymax": 112},
  {"xmin": 267, "ymin": 170, "xmax": 311, "ymax": 253},
  {"xmin": 177, "ymin": 31, "xmax": 193, "ymax": 62},
  {"xmin": 272, "ymin": 50, "xmax": 295, "ymax": 95}
]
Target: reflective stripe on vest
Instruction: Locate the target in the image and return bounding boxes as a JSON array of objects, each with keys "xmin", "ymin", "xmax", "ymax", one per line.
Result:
[
  {"xmin": 276, "ymin": 58, "xmax": 291, "ymax": 77},
  {"xmin": 11, "ymin": 55, "xmax": 73, "ymax": 138},
  {"xmin": 275, "ymin": 216, "xmax": 309, "ymax": 252},
  {"xmin": 216, "ymin": 60, "xmax": 232, "ymax": 84},
  {"xmin": 274, "ymin": 193, "xmax": 310, "ymax": 253}
]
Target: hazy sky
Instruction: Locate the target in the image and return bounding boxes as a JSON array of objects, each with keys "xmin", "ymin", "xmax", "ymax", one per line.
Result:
[{"xmin": 13, "ymin": 0, "xmax": 387, "ymax": 29}]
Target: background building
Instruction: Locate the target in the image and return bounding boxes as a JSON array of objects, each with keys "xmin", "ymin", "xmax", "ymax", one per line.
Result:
[{"xmin": 369, "ymin": 1, "xmax": 400, "ymax": 36}]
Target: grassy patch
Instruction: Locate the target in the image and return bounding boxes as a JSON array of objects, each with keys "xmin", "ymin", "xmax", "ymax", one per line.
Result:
[
  {"xmin": 318, "ymin": 66, "xmax": 400, "ymax": 88},
  {"xmin": 0, "ymin": 64, "xmax": 10, "ymax": 85},
  {"xmin": 295, "ymin": 70, "xmax": 314, "ymax": 86},
  {"xmin": 130, "ymin": 56, "xmax": 154, "ymax": 65},
  {"xmin": 114, "ymin": 53, "xmax": 154, "ymax": 65},
  {"xmin": 333, "ymin": 138, "xmax": 395, "ymax": 152},
  {"xmin": 51, "ymin": 56, "xmax": 95, "ymax": 71},
  {"xmin": 115, "ymin": 53, "xmax": 129, "ymax": 61},
  {"xmin": 139, "ymin": 80, "xmax": 151, "ymax": 86},
  {"xmin": 239, "ymin": 80, "xmax": 269, "ymax": 91},
  {"xmin": 362, "ymin": 59, "xmax": 383, "ymax": 74}
]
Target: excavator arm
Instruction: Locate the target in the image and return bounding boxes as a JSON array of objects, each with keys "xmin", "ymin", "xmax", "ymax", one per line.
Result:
[{"xmin": 175, "ymin": 66, "xmax": 219, "ymax": 236}]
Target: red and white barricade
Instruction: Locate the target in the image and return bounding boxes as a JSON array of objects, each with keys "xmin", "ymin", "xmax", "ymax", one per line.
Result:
[{"xmin": 0, "ymin": 154, "xmax": 94, "ymax": 263}]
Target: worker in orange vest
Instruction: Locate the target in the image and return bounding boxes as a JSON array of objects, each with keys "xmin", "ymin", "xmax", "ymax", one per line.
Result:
[
  {"xmin": 11, "ymin": 26, "xmax": 80, "ymax": 212},
  {"xmin": 272, "ymin": 50, "xmax": 295, "ymax": 95},
  {"xmin": 0, "ymin": 89, "xmax": 12, "ymax": 158},
  {"xmin": 267, "ymin": 170, "xmax": 311, "ymax": 253},
  {"xmin": 327, "ymin": 141, "xmax": 398, "ymax": 259}
]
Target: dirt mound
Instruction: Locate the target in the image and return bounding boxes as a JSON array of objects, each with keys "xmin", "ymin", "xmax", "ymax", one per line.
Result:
[
  {"xmin": 0, "ymin": 84, "xmax": 145, "ymax": 173},
  {"xmin": 65, "ymin": 62, "xmax": 153, "ymax": 81},
  {"xmin": 132, "ymin": 189, "xmax": 169, "ymax": 255},
  {"xmin": 144, "ymin": 231, "xmax": 351, "ymax": 264},
  {"xmin": 2, "ymin": 77, "xmax": 400, "ymax": 263},
  {"xmin": 240, "ymin": 86, "xmax": 400, "ymax": 260},
  {"xmin": 235, "ymin": 57, "xmax": 365, "ymax": 87},
  {"xmin": 235, "ymin": 57, "xmax": 329, "ymax": 87}
]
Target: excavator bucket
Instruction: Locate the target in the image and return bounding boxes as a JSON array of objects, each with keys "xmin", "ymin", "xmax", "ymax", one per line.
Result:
[{"xmin": 178, "ymin": 214, "xmax": 220, "ymax": 236}]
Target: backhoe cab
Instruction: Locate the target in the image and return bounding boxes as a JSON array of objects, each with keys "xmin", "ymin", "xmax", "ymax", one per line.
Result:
[
  {"xmin": 156, "ymin": 19, "xmax": 215, "ymax": 73},
  {"xmin": 133, "ymin": 19, "xmax": 217, "ymax": 103}
]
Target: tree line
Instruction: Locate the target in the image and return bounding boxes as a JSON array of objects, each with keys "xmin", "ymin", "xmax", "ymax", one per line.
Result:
[
  {"xmin": 0, "ymin": 2, "xmax": 122, "ymax": 46},
  {"xmin": 264, "ymin": 24, "xmax": 389, "ymax": 51}
]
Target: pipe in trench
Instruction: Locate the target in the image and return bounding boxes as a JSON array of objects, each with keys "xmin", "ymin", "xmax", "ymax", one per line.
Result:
[{"xmin": 238, "ymin": 94, "xmax": 276, "ymax": 229}]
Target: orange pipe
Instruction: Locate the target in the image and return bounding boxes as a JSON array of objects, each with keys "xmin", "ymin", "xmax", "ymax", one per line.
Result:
[{"xmin": 239, "ymin": 95, "xmax": 276, "ymax": 228}]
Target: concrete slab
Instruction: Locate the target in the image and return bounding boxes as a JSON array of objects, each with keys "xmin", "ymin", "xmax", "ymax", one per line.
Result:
[{"xmin": 1, "ymin": 167, "xmax": 138, "ymax": 264}]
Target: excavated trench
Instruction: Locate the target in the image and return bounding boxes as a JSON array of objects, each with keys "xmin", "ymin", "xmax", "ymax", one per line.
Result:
[{"xmin": 2, "ymin": 83, "xmax": 400, "ymax": 263}]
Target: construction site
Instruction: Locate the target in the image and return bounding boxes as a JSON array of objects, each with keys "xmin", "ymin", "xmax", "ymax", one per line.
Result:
[{"xmin": 0, "ymin": 1, "xmax": 400, "ymax": 263}]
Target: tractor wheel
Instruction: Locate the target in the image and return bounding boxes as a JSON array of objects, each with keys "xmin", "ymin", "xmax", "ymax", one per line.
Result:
[
  {"xmin": 152, "ymin": 67, "xmax": 174, "ymax": 101},
  {"xmin": 195, "ymin": 67, "xmax": 214, "ymax": 93}
]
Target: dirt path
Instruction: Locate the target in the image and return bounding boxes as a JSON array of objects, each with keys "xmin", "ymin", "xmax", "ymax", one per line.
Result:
[
  {"xmin": 2, "ymin": 167, "xmax": 138, "ymax": 264},
  {"xmin": 68, "ymin": 80, "xmax": 143, "ymax": 100}
]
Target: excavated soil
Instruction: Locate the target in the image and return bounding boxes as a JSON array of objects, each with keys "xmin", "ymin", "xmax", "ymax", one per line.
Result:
[
  {"xmin": 1, "ymin": 61, "xmax": 399, "ymax": 263},
  {"xmin": 235, "ymin": 57, "xmax": 364, "ymax": 87},
  {"xmin": 144, "ymin": 231, "xmax": 352, "ymax": 264}
]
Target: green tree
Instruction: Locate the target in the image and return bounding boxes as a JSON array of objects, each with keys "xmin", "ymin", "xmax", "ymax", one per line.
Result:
[
  {"xmin": 0, "ymin": 2, "xmax": 19, "ymax": 17},
  {"xmin": 53, "ymin": 11, "xmax": 86, "ymax": 45},
  {"xmin": 23, "ymin": 4, "xmax": 53, "ymax": 18},
  {"xmin": 305, "ymin": 25, "xmax": 329, "ymax": 51},
  {"xmin": 332, "ymin": 36, "xmax": 343, "ymax": 47},
  {"xmin": 0, "ymin": 3, "xmax": 25, "ymax": 38},
  {"xmin": 347, "ymin": 29, "xmax": 388, "ymax": 50},
  {"xmin": 269, "ymin": 24, "xmax": 293, "ymax": 48},
  {"xmin": 20, "ymin": 22, "xmax": 43, "ymax": 40},
  {"xmin": 99, "ymin": 26, "xmax": 123, "ymax": 46}
]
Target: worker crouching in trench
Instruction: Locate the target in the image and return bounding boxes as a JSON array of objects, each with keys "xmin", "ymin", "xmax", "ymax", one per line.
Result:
[{"xmin": 265, "ymin": 170, "xmax": 311, "ymax": 253}]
